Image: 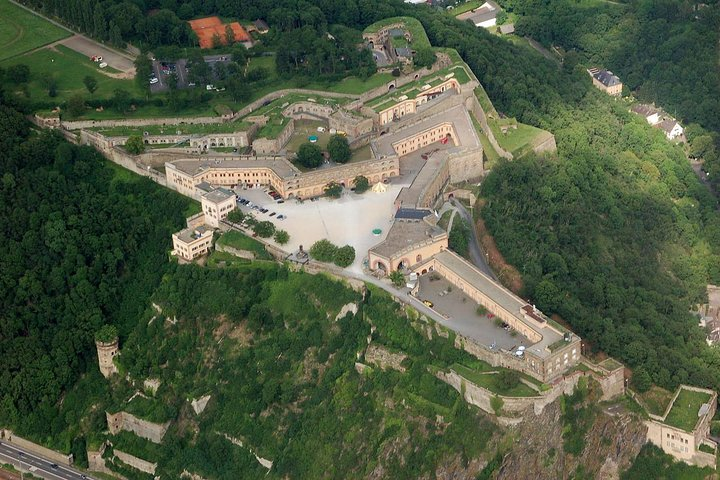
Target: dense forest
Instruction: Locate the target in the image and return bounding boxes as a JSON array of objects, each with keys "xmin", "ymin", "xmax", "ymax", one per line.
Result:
[{"xmin": 0, "ymin": 101, "xmax": 194, "ymax": 446}]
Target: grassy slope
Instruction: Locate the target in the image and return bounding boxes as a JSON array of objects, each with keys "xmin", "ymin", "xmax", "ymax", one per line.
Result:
[{"xmin": 0, "ymin": 0, "xmax": 70, "ymax": 61}]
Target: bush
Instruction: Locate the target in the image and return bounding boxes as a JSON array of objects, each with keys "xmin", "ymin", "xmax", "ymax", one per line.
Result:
[
  {"xmin": 95, "ymin": 325, "xmax": 118, "ymax": 343},
  {"xmin": 490, "ymin": 395, "xmax": 503, "ymax": 415},
  {"xmin": 497, "ymin": 370, "xmax": 520, "ymax": 392},
  {"xmin": 325, "ymin": 182, "xmax": 342, "ymax": 198},
  {"xmin": 274, "ymin": 230, "xmax": 290, "ymax": 245},
  {"xmin": 477, "ymin": 305, "xmax": 488, "ymax": 316},
  {"xmin": 353, "ymin": 175, "xmax": 370, "ymax": 194},
  {"xmin": 310, "ymin": 239, "xmax": 338, "ymax": 262},
  {"xmin": 333, "ymin": 245, "xmax": 355, "ymax": 268},
  {"xmin": 253, "ymin": 220, "xmax": 276, "ymax": 238},
  {"xmin": 389, "ymin": 270, "xmax": 405, "ymax": 287},
  {"xmin": 125, "ymin": 135, "xmax": 145, "ymax": 155}
]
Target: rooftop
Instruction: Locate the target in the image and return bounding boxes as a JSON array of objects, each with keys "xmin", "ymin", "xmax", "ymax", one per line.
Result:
[
  {"xmin": 657, "ymin": 118, "xmax": 681, "ymax": 134},
  {"xmin": 202, "ymin": 187, "xmax": 235, "ymax": 204},
  {"xmin": 370, "ymin": 220, "xmax": 447, "ymax": 258},
  {"xmin": 631, "ymin": 103, "xmax": 660, "ymax": 117},
  {"xmin": 174, "ymin": 225, "xmax": 212, "ymax": 244},
  {"xmin": 592, "ymin": 69, "xmax": 622, "ymax": 87},
  {"xmin": 664, "ymin": 387, "xmax": 713, "ymax": 432},
  {"xmin": 396, "ymin": 208, "xmax": 432, "ymax": 220},
  {"xmin": 456, "ymin": 1, "xmax": 500, "ymax": 25},
  {"xmin": 431, "ymin": 250, "xmax": 566, "ymax": 357},
  {"xmin": 168, "ymin": 156, "xmax": 299, "ymax": 179}
]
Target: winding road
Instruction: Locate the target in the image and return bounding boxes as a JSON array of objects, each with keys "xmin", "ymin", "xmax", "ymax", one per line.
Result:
[{"xmin": 450, "ymin": 199, "xmax": 496, "ymax": 279}]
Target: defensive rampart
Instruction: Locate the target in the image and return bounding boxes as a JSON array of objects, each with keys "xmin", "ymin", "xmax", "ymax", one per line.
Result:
[{"xmin": 106, "ymin": 411, "xmax": 170, "ymax": 444}]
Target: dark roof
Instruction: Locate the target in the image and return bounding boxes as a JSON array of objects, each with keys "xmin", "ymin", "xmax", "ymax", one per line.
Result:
[
  {"xmin": 657, "ymin": 119, "xmax": 681, "ymax": 134},
  {"xmin": 388, "ymin": 28, "xmax": 406, "ymax": 37},
  {"xmin": 499, "ymin": 24, "xmax": 515, "ymax": 34},
  {"xmin": 253, "ymin": 19, "xmax": 269, "ymax": 31},
  {"xmin": 395, "ymin": 208, "xmax": 432, "ymax": 220},
  {"xmin": 196, "ymin": 181, "xmax": 214, "ymax": 193},
  {"xmin": 593, "ymin": 70, "xmax": 621, "ymax": 87},
  {"xmin": 395, "ymin": 47, "xmax": 413, "ymax": 58},
  {"xmin": 631, "ymin": 104, "xmax": 659, "ymax": 117}
]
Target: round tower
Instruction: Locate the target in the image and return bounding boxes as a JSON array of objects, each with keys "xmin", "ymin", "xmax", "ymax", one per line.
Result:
[{"xmin": 95, "ymin": 326, "xmax": 120, "ymax": 378}]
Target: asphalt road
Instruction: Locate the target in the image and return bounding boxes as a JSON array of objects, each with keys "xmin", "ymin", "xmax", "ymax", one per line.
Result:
[
  {"xmin": 0, "ymin": 442, "xmax": 93, "ymax": 480},
  {"xmin": 450, "ymin": 199, "xmax": 496, "ymax": 279}
]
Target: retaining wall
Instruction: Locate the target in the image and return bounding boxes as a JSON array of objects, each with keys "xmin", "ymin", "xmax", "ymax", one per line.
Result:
[
  {"xmin": 0, "ymin": 430, "xmax": 73, "ymax": 465},
  {"xmin": 106, "ymin": 411, "xmax": 170, "ymax": 444},
  {"xmin": 115, "ymin": 449, "xmax": 157, "ymax": 475},
  {"xmin": 216, "ymin": 243, "xmax": 256, "ymax": 260}
]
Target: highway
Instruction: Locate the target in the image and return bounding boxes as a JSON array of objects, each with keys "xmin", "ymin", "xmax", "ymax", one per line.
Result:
[{"xmin": 0, "ymin": 442, "xmax": 93, "ymax": 480}]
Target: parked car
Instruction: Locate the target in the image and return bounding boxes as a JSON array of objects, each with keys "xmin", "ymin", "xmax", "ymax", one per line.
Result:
[
  {"xmin": 422, "ymin": 300, "xmax": 434, "ymax": 308},
  {"xmin": 277, "ymin": 200, "xmax": 285, "ymax": 204},
  {"xmin": 149, "ymin": 77, "xmax": 159, "ymax": 85},
  {"xmin": 98, "ymin": 62, "xmax": 108, "ymax": 68},
  {"xmin": 269, "ymin": 212, "xmax": 276, "ymax": 217},
  {"xmin": 277, "ymin": 214, "xmax": 286, "ymax": 220}
]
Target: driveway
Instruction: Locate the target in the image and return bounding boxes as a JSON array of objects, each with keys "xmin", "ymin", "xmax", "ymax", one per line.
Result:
[
  {"xmin": 61, "ymin": 34, "xmax": 135, "ymax": 75},
  {"xmin": 451, "ymin": 199, "xmax": 496, "ymax": 279}
]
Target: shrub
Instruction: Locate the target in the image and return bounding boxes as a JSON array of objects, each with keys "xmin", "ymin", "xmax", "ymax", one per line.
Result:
[
  {"xmin": 95, "ymin": 325, "xmax": 118, "ymax": 343},
  {"xmin": 296, "ymin": 143, "xmax": 323, "ymax": 168},
  {"xmin": 274, "ymin": 230, "xmax": 290, "ymax": 245},
  {"xmin": 327, "ymin": 134, "xmax": 351, "ymax": 163},
  {"xmin": 497, "ymin": 370, "xmax": 520, "ymax": 392},
  {"xmin": 226, "ymin": 209, "xmax": 244, "ymax": 224},
  {"xmin": 325, "ymin": 182, "xmax": 342, "ymax": 198},
  {"xmin": 333, "ymin": 245, "xmax": 356, "ymax": 268},
  {"xmin": 125, "ymin": 135, "xmax": 145, "ymax": 155},
  {"xmin": 310, "ymin": 239, "xmax": 337, "ymax": 262},
  {"xmin": 353, "ymin": 175, "xmax": 370, "ymax": 193},
  {"xmin": 253, "ymin": 220, "xmax": 275, "ymax": 238},
  {"xmin": 389, "ymin": 270, "xmax": 405, "ymax": 287}
]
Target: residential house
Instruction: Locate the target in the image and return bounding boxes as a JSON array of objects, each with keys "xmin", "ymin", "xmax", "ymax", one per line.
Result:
[
  {"xmin": 588, "ymin": 68, "xmax": 623, "ymax": 96},
  {"xmin": 631, "ymin": 104, "xmax": 661, "ymax": 125},
  {"xmin": 456, "ymin": 1, "xmax": 501, "ymax": 28},
  {"xmin": 253, "ymin": 19, "xmax": 269, "ymax": 34},
  {"xmin": 657, "ymin": 119, "xmax": 684, "ymax": 141}
]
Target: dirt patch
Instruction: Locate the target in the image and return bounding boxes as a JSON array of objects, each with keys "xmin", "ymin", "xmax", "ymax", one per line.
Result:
[
  {"xmin": 474, "ymin": 201, "xmax": 523, "ymax": 294},
  {"xmin": 213, "ymin": 317, "xmax": 253, "ymax": 347}
]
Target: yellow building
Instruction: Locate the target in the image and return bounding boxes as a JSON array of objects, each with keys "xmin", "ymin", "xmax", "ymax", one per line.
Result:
[
  {"xmin": 201, "ymin": 187, "xmax": 236, "ymax": 228},
  {"xmin": 172, "ymin": 225, "xmax": 214, "ymax": 261},
  {"xmin": 588, "ymin": 68, "xmax": 622, "ymax": 96}
]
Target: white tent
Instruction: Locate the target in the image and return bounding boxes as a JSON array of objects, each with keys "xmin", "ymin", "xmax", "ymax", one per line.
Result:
[{"xmin": 371, "ymin": 182, "xmax": 387, "ymax": 193}]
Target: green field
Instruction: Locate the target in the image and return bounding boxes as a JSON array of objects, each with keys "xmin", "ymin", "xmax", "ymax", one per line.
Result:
[
  {"xmin": 216, "ymin": 231, "xmax": 272, "ymax": 260},
  {"xmin": 664, "ymin": 388, "xmax": 712, "ymax": 432},
  {"xmin": 88, "ymin": 120, "xmax": 252, "ymax": 137},
  {"xmin": 1, "ymin": 45, "xmax": 142, "ymax": 103},
  {"xmin": 489, "ymin": 120, "xmax": 548, "ymax": 156},
  {"xmin": 0, "ymin": 0, "xmax": 70, "ymax": 61},
  {"xmin": 452, "ymin": 362, "xmax": 540, "ymax": 397}
]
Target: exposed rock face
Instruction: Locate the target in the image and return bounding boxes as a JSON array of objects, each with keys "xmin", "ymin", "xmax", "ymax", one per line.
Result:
[
  {"xmin": 335, "ymin": 302, "xmax": 358, "ymax": 321},
  {"xmin": 365, "ymin": 344, "xmax": 407, "ymax": 372},
  {"xmin": 191, "ymin": 395, "xmax": 211, "ymax": 415},
  {"xmin": 496, "ymin": 400, "xmax": 647, "ymax": 480}
]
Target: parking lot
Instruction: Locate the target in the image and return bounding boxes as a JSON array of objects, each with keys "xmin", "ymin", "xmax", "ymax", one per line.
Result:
[
  {"xmin": 150, "ymin": 59, "xmax": 190, "ymax": 93},
  {"xmin": 61, "ymin": 34, "xmax": 135, "ymax": 76},
  {"xmin": 232, "ymin": 182, "xmax": 407, "ymax": 273},
  {"xmin": 416, "ymin": 274, "xmax": 530, "ymax": 352}
]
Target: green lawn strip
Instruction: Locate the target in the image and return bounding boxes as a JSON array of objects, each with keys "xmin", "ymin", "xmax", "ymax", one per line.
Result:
[
  {"xmin": 699, "ymin": 443, "xmax": 715, "ymax": 454},
  {"xmin": 664, "ymin": 389, "xmax": 712, "ymax": 432},
  {"xmin": 363, "ymin": 16, "xmax": 431, "ymax": 50},
  {"xmin": 438, "ymin": 210, "xmax": 453, "ymax": 230},
  {"xmin": 0, "ymin": 45, "xmax": 141, "ymax": 103},
  {"xmin": 208, "ymin": 250, "xmax": 252, "ymax": 267},
  {"xmin": 117, "ymin": 394, "xmax": 175, "ymax": 424},
  {"xmin": 489, "ymin": 120, "xmax": 546, "ymax": 155},
  {"xmin": 451, "ymin": 0, "xmax": 485, "ymax": 16},
  {"xmin": 87, "ymin": 120, "xmax": 252, "ymax": 136},
  {"xmin": 638, "ymin": 385, "xmax": 676, "ymax": 417},
  {"xmin": 452, "ymin": 363, "xmax": 539, "ymax": 397},
  {"xmin": 470, "ymin": 111, "xmax": 500, "ymax": 167},
  {"xmin": 0, "ymin": 0, "xmax": 70, "ymax": 61},
  {"xmin": 217, "ymin": 230, "xmax": 272, "ymax": 260},
  {"xmin": 474, "ymin": 85, "xmax": 498, "ymax": 116}
]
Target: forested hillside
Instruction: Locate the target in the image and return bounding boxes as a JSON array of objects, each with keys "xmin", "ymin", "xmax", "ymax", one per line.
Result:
[{"xmin": 0, "ymin": 103, "xmax": 194, "ymax": 450}]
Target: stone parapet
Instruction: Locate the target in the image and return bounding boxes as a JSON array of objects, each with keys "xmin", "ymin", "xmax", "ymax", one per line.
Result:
[{"xmin": 106, "ymin": 411, "xmax": 170, "ymax": 444}]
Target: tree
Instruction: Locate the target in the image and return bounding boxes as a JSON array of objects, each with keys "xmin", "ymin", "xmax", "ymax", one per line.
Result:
[
  {"xmin": 274, "ymin": 230, "xmax": 289, "ymax": 245},
  {"xmin": 212, "ymin": 32, "xmax": 223, "ymax": 49},
  {"xmin": 333, "ymin": 245, "xmax": 355, "ymax": 268},
  {"xmin": 389, "ymin": 270, "xmax": 405, "ymax": 287},
  {"xmin": 125, "ymin": 135, "xmax": 145, "ymax": 155},
  {"xmin": 296, "ymin": 143, "xmax": 323, "ymax": 168},
  {"xmin": 327, "ymin": 134, "xmax": 351, "ymax": 163},
  {"xmin": 413, "ymin": 47, "xmax": 435, "ymax": 69},
  {"xmin": 497, "ymin": 370, "xmax": 520, "ymax": 392},
  {"xmin": 82, "ymin": 76, "xmax": 98, "ymax": 96},
  {"xmin": 95, "ymin": 325, "xmax": 118, "ymax": 343},
  {"xmin": 66, "ymin": 95, "xmax": 86, "ymax": 118},
  {"xmin": 324, "ymin": 182, "xmax": 342, "ymax": 198},
  {"xmin": 112, "ymin": 89, "xmax": 132, "ymax": 114},
  {"xmin": 227, "ymin": 209, "xmax": 244, "ymax": 224},
  {"xmin": 6, "ymin": 64, "xmax": 30, "ymax": 83},
  {"xmin": 309, "ymin": 239, "xmax": 337, "ymax": 262},
  {"xmin": 632, "ymin": 366, "xmax": 652, "ymax": 393},
  {"xmin": 253, "ymin": 220, "xmax": 275, "ymax": 238},
  {"xmin": 45, "ymin": 77, "xmax": 58, "ymax": 97},
  {"xmin": 225, "ymin": 25, "xmax": 236, "ymax": 45},
  {"xmin": 134, "ymin": 55, "xmax": 153, "ymax": 94},
  {"xmin": 353, "ymin": 175, "xmax": 369, "ymax": 194}
]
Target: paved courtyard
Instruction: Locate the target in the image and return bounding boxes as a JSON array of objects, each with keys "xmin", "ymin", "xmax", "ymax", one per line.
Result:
[
  {"xmin": 415, "ymin": 274, "xmax": 530, "ymax": 351},
  {"xmin": 233, "ymin": 182, "xmax": 406, "ymax": 273},
  {"xmin": 61, "ymin": 35, "xmax": 135, "ymax": 75}
]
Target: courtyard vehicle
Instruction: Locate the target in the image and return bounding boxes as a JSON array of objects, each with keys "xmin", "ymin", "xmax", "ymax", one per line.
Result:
[{"xmin": 422, "ymin": 300, "xmax": 434, "ymax": 308}]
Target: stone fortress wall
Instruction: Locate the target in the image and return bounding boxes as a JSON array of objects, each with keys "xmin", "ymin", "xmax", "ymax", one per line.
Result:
[
  {"xmin": 0, "ymin": 429, "xmax": 74, "ymax": 466},
  {"xmin": 106, "ymin": 411, "xmax": 170, "ymax": 444}
]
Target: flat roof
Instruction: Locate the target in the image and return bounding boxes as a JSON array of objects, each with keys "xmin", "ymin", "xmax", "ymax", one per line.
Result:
[
  {"xmin": 432, "ymin": 250, "xmax": 565, "ymax": 357},
  {"xmin": 370, "ymin": 220, "xmax": 446, "ymax": 258},
  {"xmin": 168, "ymin": 157, "xmax": 299, "ymax": 179},
  {"xmin": 396, "ymin": 208, "xmax": 432, "ymax": 220},
  {"xmin": 664, "ymin": 387, "xmax": 713, "ymax": 432},
  {"xmin": 202, "ymin": 187, "xmax": 235, "ymax": 203},
  {"xmin": 174, "ymin": 225, "xmax": 211, "ymax": 243}
]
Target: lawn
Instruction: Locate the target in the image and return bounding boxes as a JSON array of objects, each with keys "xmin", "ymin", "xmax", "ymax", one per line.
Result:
[
  {"xmin": 363, "ymin": 16, "xmax": 431, "ymax": 50},
  {"xmin": 489, "ymin": 121, "xmax": 547, "ymax": 155},
  {"xmin": 638, "ymin": 385, "xmax": 675, "ymax": 417},
  {"xmin": 452, "ymin": 363, "xmax": 539, "ymax": 397},
  {"xmin": 0, "ymin": 0, "xmax": 70, "ymax": 61},
  {"xmin": 1, "ymin": 45, "xmax": 142, "ymax": 103},
  {"xmin": 664, "ymin": 388, "xmax": 712, "ymax": 432},
  {"xmin": 285, "ymin": 120, "xmax": 331, "ymax": 153},
  {"xmin": 87, "ymin": 120, "xmax": 252, "ymax": 136},
  {"xmin": 217, "ymin": 230, "xmax": 272, "ymax": 260},
  {"xmin": 451, "ymin": 0, "xmax": 485, "ymax": 16}
]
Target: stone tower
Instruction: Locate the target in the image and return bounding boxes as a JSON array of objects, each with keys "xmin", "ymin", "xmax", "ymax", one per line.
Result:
[{"xmin": 95, "ymin": 337, "xmax": 119, "ymax": 378}]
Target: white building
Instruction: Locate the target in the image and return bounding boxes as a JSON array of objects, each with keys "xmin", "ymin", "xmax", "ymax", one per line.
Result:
[
  {"xmin": 657, "ymin": 119, "xmax": 684, "ymax": 140},
  {"xmin": 201, "ymin": 188, "xmax": 236, "ymax": 228}
]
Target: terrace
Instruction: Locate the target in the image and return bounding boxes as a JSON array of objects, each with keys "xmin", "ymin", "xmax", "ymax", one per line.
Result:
[{"xmin": 664, "ymin": 388, "xmax": 713, "ymax": 432}]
